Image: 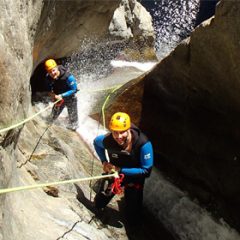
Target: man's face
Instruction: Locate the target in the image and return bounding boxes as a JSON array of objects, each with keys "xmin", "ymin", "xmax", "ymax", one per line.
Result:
[
  {"xmin": 48, "ymin": 67, "xmax": 60, "ymax": 79},
  {"xmin": 112, "ymin": 129, "xmax": 130, "ymax": 146}
]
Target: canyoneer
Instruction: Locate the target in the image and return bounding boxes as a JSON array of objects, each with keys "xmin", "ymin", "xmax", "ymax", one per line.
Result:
[
  {"xmin": 45, "ymin": 59, "xmax": 79, "ymax": 130},
  {"xmin": 93, "ymin": 112, "xmax": 154, "ymax": 225}
]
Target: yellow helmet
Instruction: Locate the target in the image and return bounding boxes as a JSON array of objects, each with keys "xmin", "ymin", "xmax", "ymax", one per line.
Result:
[
  {"xmin": 109, "ymin": 112, "xmax": 131, "ymax": 131},
  {"xmin": 45, "ymin": 59, "xmax": 57, "ymax": 72}
]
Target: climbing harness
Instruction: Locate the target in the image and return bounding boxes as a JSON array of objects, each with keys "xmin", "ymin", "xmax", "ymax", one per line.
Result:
[
  {"xmin": 95, "ymin": 172, "xmax": 124, "ymax": 197},
  {"xmin": 125, "ymin": 183, "xmax": 143, "ymax": 190},
  {"xmin": 89, "ymin": 83, "xmax": 123, "ymax": 200},
  {"xmin": 111, "ymin": 173, "xmax": 124, "ymax": 195},
  {"xmin": 55, "ymin": 98, "xmax": 64, "ymax": 107}
]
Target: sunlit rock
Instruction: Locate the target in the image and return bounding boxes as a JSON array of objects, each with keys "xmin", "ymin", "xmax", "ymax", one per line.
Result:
[
  {"xmin": 109, "ymin": 0, "xmax": 157, "ymax": 61},
  {"xmin": 33, "ymin": 0, "xmax": 120, "ymax": 67}
]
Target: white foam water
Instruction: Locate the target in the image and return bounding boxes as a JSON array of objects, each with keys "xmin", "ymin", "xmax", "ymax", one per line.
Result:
[{"xmin": 110, "ymin": 60, "xmax": 157, "ymax": 72}]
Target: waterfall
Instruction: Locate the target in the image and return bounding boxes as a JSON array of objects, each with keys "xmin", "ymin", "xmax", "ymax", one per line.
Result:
[
  {"xmin": 141, "ymin": 0, "xmax": 200, "ymax": 59},
  {"xmin": 55, "ymin": 1, "xmax": 239, "ymax": 239}
]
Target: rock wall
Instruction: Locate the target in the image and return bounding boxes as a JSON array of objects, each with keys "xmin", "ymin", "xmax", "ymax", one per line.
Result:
[
  {"xmin": 0, "ymin": 0, "xmax": 120, "ymax": 128},
  {"xmin": 0, "ymin": 1, "xmax": 120, "ymax": 239},
  {"xmin": 33, "ymin": 0, "xmax": 120, "ymax": 67},
  {"xmin": 0, "ymin": 0, "xmax": 43, "ymax": 128},
  {"xmin": 109, "ymin": 0, "xmax": 156, "ymax": 60},
  {"xmin": 106, "ymin": 0, "xmax": 240, "ymax": 230},
  {"xmin": 1, "ymin": 116, "xmax": 120, "ymax": 240},
  {"xmin": 0, "ymin": 2, "xmax": 43, "ymax": 237},
  {"xmin": 3, "ymin": 0, "xmax": 240, "ymax": 237}
]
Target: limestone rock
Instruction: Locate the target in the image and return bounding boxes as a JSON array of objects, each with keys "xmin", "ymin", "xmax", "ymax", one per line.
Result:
[
  {"xmin": 109, "ymin": 0, "xmax": 154, "ymax": 41},
  {"xmin": 0, "ymin": 0, "xmax": 43, "ymax": 128},
  {"xmin": 109, "ymin": 0, "xmax": 157, "ymax": 61},
  {"xmin": 33, "ymin": 0, "xmax": 120, "ymax": 66},
  {"xmin": 0, "ymin": 1, "xmax": 120, "ymax": 239}
]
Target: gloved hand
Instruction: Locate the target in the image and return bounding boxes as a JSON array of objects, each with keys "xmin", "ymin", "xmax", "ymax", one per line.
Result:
[
  {"xmin": 48, "ymin": 92, "xmax": 62, "ymax": 102},
  {"xmin": 102, "ymin": 162, "xmax": 120, "ymax": 173},
  {"xmin": 54, "ymin": 94, "xmax": 62, "ymax": 100}
]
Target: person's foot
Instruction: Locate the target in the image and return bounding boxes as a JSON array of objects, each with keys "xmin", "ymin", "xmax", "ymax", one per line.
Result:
[
  {"xmin": 95, "ymin": 207, "xmax": 105, "ymax": 217},
  {"xmin": 67, "ymin": 124, "xmax": 78, "ymax": 131}
]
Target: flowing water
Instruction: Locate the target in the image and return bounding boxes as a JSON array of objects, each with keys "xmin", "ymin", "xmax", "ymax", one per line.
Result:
[
  {"xmin": 68, "ymin": 60, "xmax": 240, "ymax": 240},
  {"xmin": 141, "ymin": 0, "xmax": 200, "ymax": 59},
  {"xmin": 37, "ymin": 0, "xmax": 240, "ymax": 239}
]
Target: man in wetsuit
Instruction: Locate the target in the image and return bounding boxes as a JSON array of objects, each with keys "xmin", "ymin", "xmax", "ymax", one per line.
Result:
[
  {"xmin": 45, "ymin": 59, "xmax": 79, "ymax": 130},
  {"xmin": 93, "ymin": 112, "xmax": 154, "ymax": 224}
]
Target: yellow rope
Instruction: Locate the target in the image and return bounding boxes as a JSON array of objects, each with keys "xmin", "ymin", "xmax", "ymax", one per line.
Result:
[
  {"xmin": 0, "ymin": 172, "xmax": 118, "ymax": 194},
  {"xmin": 0, "ymin": 99, "xmax": 60, "ymax": 134},
  {"xmin": 0, "ymin": 84, "xmax": 123, "ymax": 134},
  {"xmin": 0, "ymin": 82, "xmax": 124, "ymax": 195},
  {"xmin": 101, "ymin": 85, "xmax": 122, "ymax": 130}
]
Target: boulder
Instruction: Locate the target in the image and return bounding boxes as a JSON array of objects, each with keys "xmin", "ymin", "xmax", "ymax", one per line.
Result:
[{"xmin": 109, "ymin": 0, "xmax": 157, "ymax": 61}]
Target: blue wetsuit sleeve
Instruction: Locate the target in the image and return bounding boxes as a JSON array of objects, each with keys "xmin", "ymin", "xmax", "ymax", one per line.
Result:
[
  {"xmin": 61, "ymin": 75, "xmax": 78, "ymax": 97},
  {"xmin": 93, "ymin": 135, "xmax": 107, "ymax": 162},
  {"xmin": 120, "ymin": 141, "xmax": 154, "ymax": 177}
]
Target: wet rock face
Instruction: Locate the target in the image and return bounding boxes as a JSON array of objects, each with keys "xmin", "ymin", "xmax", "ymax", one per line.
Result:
[
  {"xmin": 141, "ymin": 1, "xmax": 240, "ymax": 229},
  {"xmin": 107, "ymin": 0, "xmax": 240, "ymax": 230}
]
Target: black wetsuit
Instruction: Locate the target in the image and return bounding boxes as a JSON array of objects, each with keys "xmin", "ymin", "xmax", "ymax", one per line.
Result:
[
  {"xmin": 46, "ymin": 65, "xmax": 78, "ymax": 129},
  {"xmin": 93, "ymin": 125, "xmax": 154, "ymax": 223}
]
